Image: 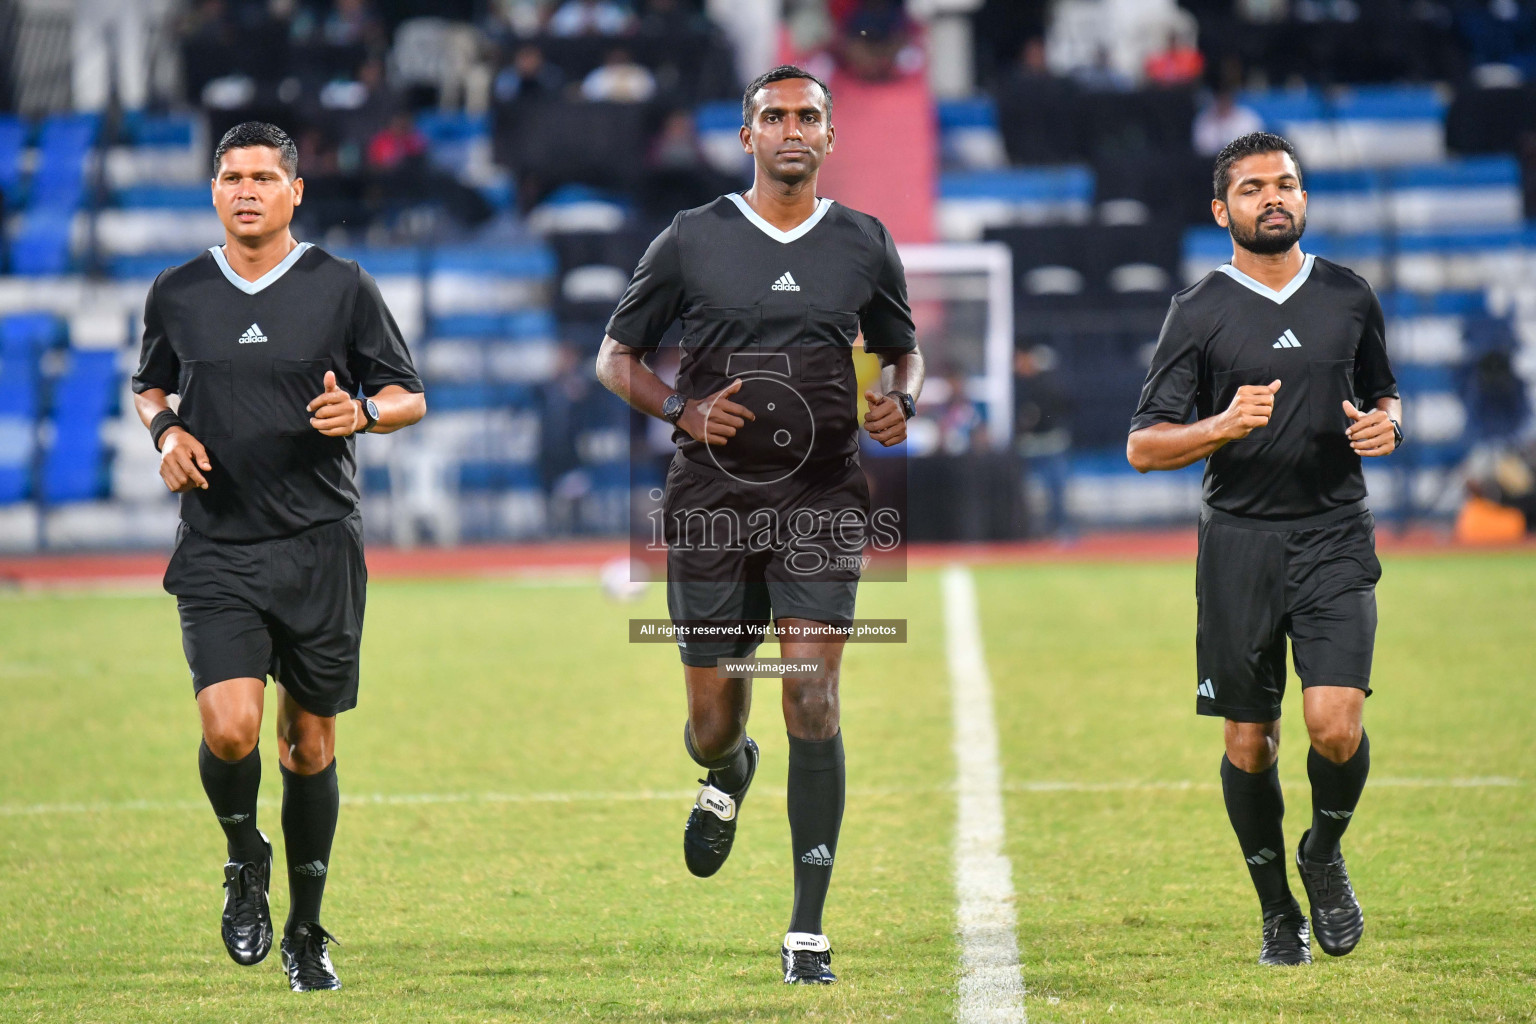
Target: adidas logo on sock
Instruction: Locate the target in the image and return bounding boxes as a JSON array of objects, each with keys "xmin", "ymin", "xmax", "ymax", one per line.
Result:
[
  {"xmin": 238, "ymin": 323, "xmax": 268, "ymax": 345},
  {"xmin": 1246, "ymin": 847, "xmax": 1278, "ymax": 866},
  {"xmin": 1319, "ymin": 809, "xmax": 1354, "ymax": 820},
  {"xmin": 771, "ymin": 272, "xmax": 801, "ymax": 292},
  {"xmin": 1197, "ymin": 679, "xmax": 1216, "ymax": 700},
  {"xmin": 292, "ymin": 860, "xmax": 328, "ymax": 877},
  {"xmin": 799, "ymin": 843, "xmax": 833, "ymax": 866},
  {"xmin": 1272, "ymin": 329, "xmax": 1301, "ymax": 349},
  {"xmin": 216, "ymin": 812, "xmax": 249, "ymax": 824}
]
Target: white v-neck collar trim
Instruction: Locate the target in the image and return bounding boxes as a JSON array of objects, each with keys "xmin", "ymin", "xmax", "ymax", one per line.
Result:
[
  {"xmin": 725, "ymin": 193, "xmax": 833, "ymax": 244},
  {"xmin": 210, "ymin": 241, "xmax": 313, "ymax": 295},
  {"xmin": 1217, "ymin": 252, "xmax": 1315, "ymax": 304}
]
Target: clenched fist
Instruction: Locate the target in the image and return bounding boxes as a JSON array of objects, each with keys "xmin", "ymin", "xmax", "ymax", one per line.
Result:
[
  {"xmin": 1220, "ymin": 379, "xmax": 1281, "ymax": 441},
  {"xmin": 308, "ymin": 370, "xmax": 363, "ymax": 437},
  {"xmin": 159, "ymin": 428, "xmax": 212, "ymax": 492}
]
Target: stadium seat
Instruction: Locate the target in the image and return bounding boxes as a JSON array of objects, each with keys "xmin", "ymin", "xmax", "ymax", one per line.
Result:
[
  {"xmin": 937, "ymin": 167, "xmax": 1095, "ymax": 241},
  {"xmin": 41, "ymin": 350, "xmax": 117, "ymax": 502},
  {"xmin": 0, "ymin": 116, "xmax": 24, "ymax": 205},
  {"xmin": 9, "ymin": 213, "xmax": 75, "ymax": 276}
]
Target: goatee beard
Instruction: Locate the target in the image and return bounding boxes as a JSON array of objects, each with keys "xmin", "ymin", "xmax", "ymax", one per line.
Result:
[{"xmin": 1232, "ymin": 210, "xmax": 1305, "ymax": 256}]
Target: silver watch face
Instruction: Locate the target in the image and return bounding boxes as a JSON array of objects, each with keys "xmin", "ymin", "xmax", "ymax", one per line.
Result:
[
  {"xmin": 663, "ymin": 394, "xmax": 685, "ymax": 422},
  {"xmin": 365, "ymin": 399, "xmax": 380, "ymax": 422}
]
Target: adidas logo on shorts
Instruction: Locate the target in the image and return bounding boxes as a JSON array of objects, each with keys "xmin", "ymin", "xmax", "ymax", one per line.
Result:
[{"xmin": 771, "ymin": 272, "xmax": 801, "ymax": 292}]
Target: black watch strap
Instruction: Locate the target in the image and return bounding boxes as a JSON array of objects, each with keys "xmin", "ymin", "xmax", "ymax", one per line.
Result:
[
  {"xmin": 889, "ymin": 391, "xmax": 915, "ymax": 419},
  {"xmin": 1390, "ymin": 417, "xmax": 1403, "ymax": 448},
  {"xmin": 661, "ymin": 393, "xmax": 687, "ymax": 425}
]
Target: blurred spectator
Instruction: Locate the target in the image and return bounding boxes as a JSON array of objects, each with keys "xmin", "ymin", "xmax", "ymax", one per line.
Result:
[
  {"xmin": 326, "ymin": 58, "xmax": 400, "ymax": 170},
  {"xmin": 638, "ymin": 108, "xmax": 740, "ymax": 215},
  {"xmin": 367, "ymin": 111, "xmax": 428, "ymax": 170},
  {"xmin": 1072, "ymin": 45, "xmax": 1132, "ymax": 91},
  {"xmin": 494, "ymin": 43, "xmax": 566, "ymax": 103},
  {"xmin": 580, "ymin": 48, "xmax": 657, "ymax": 102},
  {"xmin": 549, "ymin": 0, "xmax": 634, "ymax": 37},
  {"xmin": 1013, "ymin": 345, "xmax": 1072, "ymax": 536},
  {"xmin": 834, "ymin": 0, "xmax": 923, "ymax": 81},
  {"xmin": 935, "ymin": 373, "xmax": 984, "ymax": 455},
  {"xmin": 1192, "ymin": 86, "xmax": 1263, "ymax": 155},
  {"xmin": 994, "ymin": 37, "xmax": 1082, "ymax": 164},
  {"xmin": 73, "ymin": 0, "xmax": 177, "ymax": 111},
  {"xmin": 1143, "ymin": 31, "xmax": 1204, "ymax": 86},
  {"xmin": 322, "ymin": 0, "xmax": 386, "ymax": 51},
  {"xmin": 638, "ymin": 0, "xmax": 710, "ymax": 35}
]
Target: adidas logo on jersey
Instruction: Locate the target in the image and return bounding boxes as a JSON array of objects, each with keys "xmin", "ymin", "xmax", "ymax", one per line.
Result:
[
  {"xmin": 771, "ymin": 272, "xmax": 801, "ymax": 292},
  {"xmin": 1197, "ymin": 679, "xmax": 1216, "ymax": 700},
  {"xmin": 1272, "ymin": 329, "xmax": 1301, "ymax": 349},
  {"xmin": 800, "ymin": 843, "xmax": 833, "ymax": 866},
  {"xmin": 238, "ymin": 323, "xmax": 268, "ymax": 345}
]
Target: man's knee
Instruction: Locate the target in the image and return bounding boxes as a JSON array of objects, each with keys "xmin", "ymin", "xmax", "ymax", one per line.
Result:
[
  {"xmin": 1307, "ymin": 719, "xmax": 1362, "ymax": 764},
  {"xmin": 784, "ymin": 677, "xmax": 839, "ymax": 737},
  {"xmin": 203, "ymin": 713, "xmax": 260, "ymax": 761},
  {"xmin": 687, "ymin": 713, "xmax": 745, "ymax": 765},
  {"xmin": 1224, "ymin": 720, "xmax": 1279, "ymax": 772}
]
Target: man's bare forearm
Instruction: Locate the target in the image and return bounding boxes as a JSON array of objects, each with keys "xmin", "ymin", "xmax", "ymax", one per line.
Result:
[
  {"xmin": 133, "ymin": 388, "xmax": 172, "ymax": 431},
  {"xmin": 366, "ymin": 384, "xmax": 425, "ymax": 434},
  {"xmin": 596, "ymin": 335, "xmax": 672, "ymax": 420},
  {"xmin": 1127, "ymin": 417, "xmax": 1232, "ymax": 472},
  {"xmin": 879, "ymin": 349, "xmax": 924, "ymax": 400}
]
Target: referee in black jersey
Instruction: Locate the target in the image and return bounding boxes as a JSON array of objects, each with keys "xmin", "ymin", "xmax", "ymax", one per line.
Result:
[
  {"xmin": 131, "ymin": 122, "xmax": 425, "ymax": 992},
  {"xmin": 1129, "ymin": 132, "xmax": 1400, "ymax": 966},
  {"xmin": 596, "ymin": 65, "xmax": 924, "ymax": 984}
]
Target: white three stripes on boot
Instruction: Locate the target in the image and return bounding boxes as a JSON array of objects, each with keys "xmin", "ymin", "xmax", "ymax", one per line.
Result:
[{"xmin": 944, "ymin": 566, "xmax": 1027, "ymax": 1023}]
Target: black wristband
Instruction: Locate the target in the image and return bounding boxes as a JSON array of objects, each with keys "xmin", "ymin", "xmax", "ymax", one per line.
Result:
[{"xmin": 150, "ymin": 409, "xmax": 185, "ymax": 452}]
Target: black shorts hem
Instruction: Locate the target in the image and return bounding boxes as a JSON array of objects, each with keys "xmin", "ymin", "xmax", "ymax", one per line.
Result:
[
  {"xmin": 282, "ymin": 695, "xmax": 356, "ymax": 718},
  {"xmin": 1298, "ymin": 674, "xmax": 1373, "ymax": 695},
  {"xmin": 191, "ymin": 671, "xmax": 269, "ymax": 694},
  {"xmin": 772, "ymin": 606, "xmax": 854, "ymax": 628},
  {"xmin": 1197, "ymin": 700, "xmax": 1282, "ymax": 723},
  {"xmin": 679, "ymin": 643, "xmax": 763, "ymax": 669}
]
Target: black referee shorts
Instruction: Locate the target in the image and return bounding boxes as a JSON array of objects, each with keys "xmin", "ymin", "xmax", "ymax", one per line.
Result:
[
  {"xmin": 664, "ymin": 454, "xmax": 867, "ymax": 668},
  {"xmin": 164, "ymin": 513, "xmax": 367, "ymax": 717},
  {"xmin": 1195, "ymin": 502, "xmax": 1381, "ymax": 723}
]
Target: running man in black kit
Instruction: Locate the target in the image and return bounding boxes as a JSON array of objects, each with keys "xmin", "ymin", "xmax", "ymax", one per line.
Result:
[
  {"xmin": 131, "ymin": 122, "xmax": 425, "ymax": 991},
  {"xmin": 595, "ymin": 66, "xmax": 924, "ymax": 984},
  {"xmin": 1128, "ymin": 133, "xmax": 1401, "ymax": 966}
]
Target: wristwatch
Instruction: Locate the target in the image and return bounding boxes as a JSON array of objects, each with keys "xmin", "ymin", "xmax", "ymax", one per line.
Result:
[
  {"xmin": 888, "ymin": 391, "xmax": 916, "ymax": 420},
  {"xmin": 1389, "ymin": 417, "xmax": 1403, "ymax": 449},
  {"xmin": 357, "ymin": 397, "xmax": 380, "ymax": 433},
  {"xmin": 661, "ymin": 392, "xmax": 687, "ymax": 425}
]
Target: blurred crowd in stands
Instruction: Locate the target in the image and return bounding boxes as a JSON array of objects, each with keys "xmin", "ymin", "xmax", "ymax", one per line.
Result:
[{"xmin": 0, "ymin": 0, "xmax": 1534, "ymax": 542}]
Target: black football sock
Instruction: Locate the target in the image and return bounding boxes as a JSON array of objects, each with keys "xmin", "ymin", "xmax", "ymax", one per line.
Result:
[
  {"xmin": 684, "ymin": 722, "xmax": 751, "ymax": 794},
  {"xmin": 1303, "ymin": 730, "xmax": 1370, "ymax": 863},
  {"xmin": 1220, "ymin": 755, "xmax": 1295, "ymax": 918},
  {"xmin": 198, "ymin": 740, "xmax": 265, "ymax": 863},
  {"xmin": 787, "ymin": 731, "xmax": 845, "ymax": 936},
  {"xmin": 280, "ymin": 759, "xmax": 339, "ymax": 935}
]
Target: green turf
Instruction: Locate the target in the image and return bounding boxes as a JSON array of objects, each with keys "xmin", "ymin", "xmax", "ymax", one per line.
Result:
[{"xmin": 0, "ymin": 551, "xmax": 1532, "ymax": 1022}]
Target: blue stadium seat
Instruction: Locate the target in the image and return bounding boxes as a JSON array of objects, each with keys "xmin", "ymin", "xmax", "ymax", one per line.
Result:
[
  {"xmin": 42, "ymin": 350, "xmax": 117, "ymax": 502},
  {"xmin": 30, "ymin": 113, "xmax": 98, "ymax": 212},
  {"xmin": 9, "ymin": 213, "xmax": 74, "ymax": 275},
  {"xmin": 112, "ymin": 183, "xmax": 213, "ymax": 209},
  {"xmin": 0, "ymin": 116, "xmax": 24, "ymax": 204},
  {"xmin": 938, "ymin": 97, "xmax": 999, "ymax": 130},
  {"xmin": 939, "ymin": 167, "xmax": 1094, "ymax": 203},
  {"xmin": 0, "ymin": 314, "xmax": 59, "ymax": 504},
  {"xmin": 429, "ymin": 244, "xmax": 556, "ymax": 277},
  {"xmin": 119, "ymin": 112, "xmax": 195, "ymax": 146},
  {"xmin": 430, "ymin": 310, "xmax": 558, "ymax": 339},
  {"xmin": 329, "ymin": 246, "xmax": 424, "ymax": 276},
  {"xmin": 694, "ymin": 101, "xmax": 741, "ymax": 133}
]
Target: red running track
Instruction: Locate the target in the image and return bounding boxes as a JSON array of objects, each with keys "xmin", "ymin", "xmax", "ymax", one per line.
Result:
[{"xmin": 0, "ymin": 529, "xmax": 1529, "ymax": 590}]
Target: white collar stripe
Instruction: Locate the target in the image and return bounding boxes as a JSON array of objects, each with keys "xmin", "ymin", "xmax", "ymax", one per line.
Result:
[
  {"xmin": 725, "ymin": 193, "xmax": 833, "ymax": 244},
  {"xmin": 210, "ymin": 241, "xmax": 313, "ymax": 295},
  {"xmin": 1217, "ymin": 252, "xmax": 1315, "ymax": 304}
]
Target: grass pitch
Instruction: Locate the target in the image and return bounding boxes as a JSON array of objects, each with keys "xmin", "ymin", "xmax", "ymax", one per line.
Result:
[{"xmin": 1, "ymin": 550, "xmax": 1532, "ymax": 1023}]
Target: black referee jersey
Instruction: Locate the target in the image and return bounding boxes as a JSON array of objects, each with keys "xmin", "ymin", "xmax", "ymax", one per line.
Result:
[
  {"xmin": 606, "ymin": 194, "xmax": 916, "ymax": 482},
  {"xmin": 132, "ymin": 243, "xmax": 423, "ymax": 542},
  {"xmin": 1130, "ymin": 253, "xmax": 1399, "ymax": 519}
]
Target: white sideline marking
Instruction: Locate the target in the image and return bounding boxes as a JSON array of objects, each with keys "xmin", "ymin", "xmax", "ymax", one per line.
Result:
[
  {"xmin": 1, "ymin": 778, "xmax": 1518, "ymax": 819},
  {"xmin": 944, "ymin": 565, "xmax": 1027, "ymax": 1024}
]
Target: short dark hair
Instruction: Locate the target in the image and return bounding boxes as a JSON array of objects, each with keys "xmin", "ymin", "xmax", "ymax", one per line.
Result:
[
  {"xmin": 1213, "ymin": 131, "xmax": 1300, "ymax": 201},
  {"xmin": 213, "ymin": 121, "xmax": 299, "ymax": 180},
  {"xmin": 742, "ymin": 64, "xmax": 833, "ymax": 127}
]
